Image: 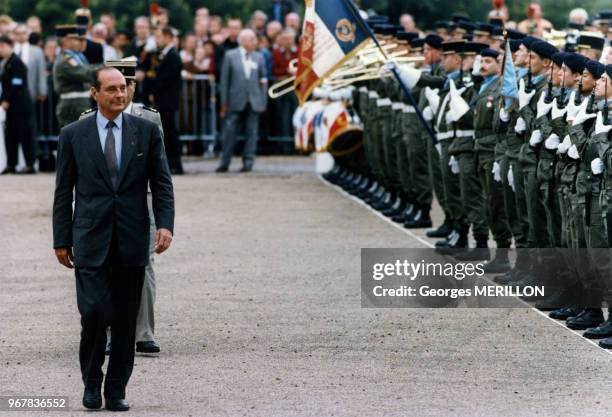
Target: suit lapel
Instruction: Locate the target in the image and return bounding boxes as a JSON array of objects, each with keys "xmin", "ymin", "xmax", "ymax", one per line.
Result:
[
  {"xmin": 86, "ymin": 114, "xmax": 114, "ymax": 191},
  {"xmin": 116, "ymin": 113, "xmax": 136, "ymax": 189}
]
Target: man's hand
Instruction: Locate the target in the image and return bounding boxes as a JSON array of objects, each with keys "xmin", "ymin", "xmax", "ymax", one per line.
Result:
[
  {"xmin": 220, "ymin": 105, "xmax": 228, "ymax": 118},
  {"xmin": 155, "ymin": 228, "xmax": 173, "ymax": 254},
  {"xmin": 1, "ymin": 101, "xmax": 9, "ymax": 111},
  {"xmin": 37, "ymin": 95, "xmax": 47, "ymax": 102},
  {"xmin": 55, "ymin": 247, "xmax": 74, "ymax": 269}
]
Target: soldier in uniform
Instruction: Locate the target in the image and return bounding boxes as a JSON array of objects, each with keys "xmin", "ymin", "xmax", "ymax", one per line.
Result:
[
  {"xmin": 80, "ymin": 59, "xmax": 163, "ymax": 355},
  {"xmin": 53, "ymin": 24, "xmax": 99, "ymax": 128}
]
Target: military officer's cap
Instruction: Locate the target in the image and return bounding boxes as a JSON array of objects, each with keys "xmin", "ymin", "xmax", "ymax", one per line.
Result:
[
  {"xmin": 435, "ymin": 21, "xmax": 450, "ymax": 31},
  {"xmin": 521, "ymin": 35, "xmax": 539, "ymax": 50},
  {"xmin": 373, "ymin": 24, "xmax": 396, "ymax": 37},
  {"xmin": 441, "ymin": 40, "xmax": 466, "ymax": 55},
  {"xmin": 489, "ymin": 17, "xmax": 504, "ymax": 27},
  {"xmin": 595, "ymin": 11, "xmax": 612, "ymax": 21},
  {"xmin": 576, "ymin": 34, "xmax": 605, "ymax": 51},
  {"xmin": 424, "ymin": 34, "xmax": 443, "ymax": 50},
  {"xmin": 452, "ymin": 13, "xmax": 471, "ymax": 23},
  {"xmin": 55, "ymin": 24, "xmax": 85, "ymax": 39},
  {"xmin": 566, "ymin": 22, "xmax": 584, "ymax": 31},
  {"xmin": 455, "ymin": 21, "xmax": 476, "ymax": 34},
  {"xmin": 585, "ymin": 60, "xmax": 605, "ymax": 79},
  {"xmin": 530, "ymin": 40, "xmax": 558, "ymax": 60},
  {"xmin": 479, "ymin": 48, "xmax": 500, "ymax": 59},
  {"xmin": 396, "ymin": 31, "xmax": 420, "ymax": 44},
  {"xmin": 551, "ymin": 51, "xmax": 566, "ymax": 67},
  {"xmin": 506, "ymin": 29, "xmax": 527, "ymax": 40},
  {"xmin": 491, "ymin": 27, "xmax": 504, "ymax": 40},
  {"xmin": 105, "ymin": 60, "xmax": 137, "ymax": 80},
  {"xmin": 508, "ymin": 39, "xmax": 523, "ymax": 53},
  {"xmin": 366, "ymin": 16, "xmax": 388, "ymax": 28},
  {"xmin": 463, "ymin": 33, "xmax": 474, "ymax": 41},
  {"xmin": 474, "ymin": 23, "xmax": 494, "ymax": 36},
  {"xmin": 463, "ymin": 42, "xmax": 488, "ymax": 56},
  {"xmin": 563, "ymin": 52, "xmax": 588, "ymax": 73}
]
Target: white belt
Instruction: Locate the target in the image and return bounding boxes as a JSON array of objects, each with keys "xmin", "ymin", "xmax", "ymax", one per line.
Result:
[
  {"xmin": 392, "ymin": 102, "xmax": 405, "ymax": 111},
  {"xmin": 60, "ymin": 91, "xmax": 90, "ymax": 99},
  {"xmin": 402, "ymin": 105, "xmax": 416, "ymax": 114},
  {"xmin": 368, "ymin": 91, "xmax": 379, "ymax": 99},
  {"xmin": 358, "ymin": 87, "xmax": 368, "ymax": 93},
  {"xmin": 436, "ymin": 130, "xmax": 474, "ymax": 141},
  {"xmin": 376, "ymin": 98, "xmax": 392, "ymax": 107}
]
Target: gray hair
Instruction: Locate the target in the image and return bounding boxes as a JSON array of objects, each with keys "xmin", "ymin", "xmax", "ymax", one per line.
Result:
[{"xmin": 238, "ymin": 28, "xmax": 256, "ymax": 46}]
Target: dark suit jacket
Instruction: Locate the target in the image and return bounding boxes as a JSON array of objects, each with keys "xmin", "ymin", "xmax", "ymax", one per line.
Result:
[
  {"xmin": 152, "ymin": 47, "xmax": 182, "ymax": 112},
  {"xmin": 83, "ymin": 39, "xmax": 104, "ymax": 64},
  {"xmin": 0, "ymin": 53, "xmax": 32, "ymax": 111},
  {"xmin": 53, "ymin": 112, "xmax": 175, "ymax": 267}
]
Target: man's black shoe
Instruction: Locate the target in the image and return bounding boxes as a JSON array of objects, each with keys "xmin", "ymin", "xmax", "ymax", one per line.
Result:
[
  {"xmin": 0, "ymin": 167, "xmax": 15, "ymax": 175},
  {"xmin": 583, "ymin": 320, "xmax": 612, "ymax": 339},
  {"xmin": 171, "ymin": 167, "xmax": 184, "ymax": 175},
  {"xmin": 83, "ymin": 385, "xmax": 102, "ymax": 409},
  {"xmin": 548, "ymin": 305, "xmax": 582, "ymax": 320},
  {"xmin": 482, "ymin": 250, "xmax": 511, "ymax": 274},
  {"xmin": 136, "ymin": 340, "xmax": 161, "ymax": 353},
  {"xmin": 240, "ymin": 166, "xmax": 252, "ymax": 173},
  {"xmin": 392, "ymin": 204, "xmax": 415, "ymax": 223},
  {"xmin": 216, "ymin": 166, "xmax": 229, "ymax": 173},
  {"xmin": 16, "ymin": 166, "xmax": 36, "ymax": 174},
  {"xmin": 404, "ymin": 208, "xmax": 433, "ymax": 229},
  {"xmin": 599, "ymin": 337, "xmax": 612, "ymax": 349},
  {"xmin": 105, "ymin": 398, "xmax": 130, "ymax": 412},
  {"xmin": 426, "ymin": 222, "xmax": 452, "ymax": 238},
  {"xmin": 493, "ymin": 269, "xmax": 524, "ymax": 285},
  {"xmin": 566, "ymin": 308, "xmax": 604, "ymax": 330}
]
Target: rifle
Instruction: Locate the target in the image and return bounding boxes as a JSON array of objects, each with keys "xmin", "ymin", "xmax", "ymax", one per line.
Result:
[
  {"xmin": 574, "ymin": 73, "xmax": 584, "ymax": 106},
  {"xmin": 604, "ymin": 77, "xmax": 610, "ymax": 125},
  {"xmin": 544, "ymin": 62, "xmax": 554, "ymax": 104},
  {"xmin": 556, "ymin": 63, "xmax": 567, "ymax": 108},
  {"xmin": 526, "ymin": 51, "xmax": 534, "ymax": 92}
]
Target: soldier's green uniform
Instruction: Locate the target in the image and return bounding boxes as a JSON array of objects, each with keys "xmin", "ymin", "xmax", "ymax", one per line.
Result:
[{"xmin": 473, "ymin": 75, "xmax": 512, "ymax": 248}]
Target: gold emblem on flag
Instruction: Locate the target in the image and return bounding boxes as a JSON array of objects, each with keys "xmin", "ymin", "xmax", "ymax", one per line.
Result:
[{"xmin": 335, "ymin": 18, "xmax": 356, "ymax": 43}]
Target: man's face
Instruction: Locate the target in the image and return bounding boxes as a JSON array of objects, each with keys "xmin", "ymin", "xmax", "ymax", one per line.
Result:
[
  {"xmin": 135, "ymin": 20, "xmax": 150, "ymax": 40},
  {"xmin": 462, "ymin": 55, "xmax": 474, "ymax": 72},
  {"xmin": 65, "ymin": 37, "xmax": 85, "ymax": 52},
  {"xmin": 91, "ymin": 69, "xmax": 127, "ymax": 115},
  {"xmin": 594, "ymin": 73, "xmax": 611, "ymax": 98},
  {"xmin": 529, "ymin": 51, "xmax": 545, "ymax": 74},
  {"xmin": 552, "ymin": 64, "xmax": 562, "ymax": 87},
  {"xmin": 560, "ymin": 66, "xmax": 575, "ymax": 89},
  {"xmin": 581, "ymin": 70, "xmax": 596, "ymax": 94},
  {"xmin": 227, "ymin": 20, "xmax": 242, "ymax": 40},
  {"xmin": 126, "ymin": 80, "xmax": 136, "ymax": 104},
  {"xmin": 515, "ymin": 45, "xmax": 528, "ymax": 67},
  {"xmin": 0, "ymin": 42, "xmax": 11, "ymax": 59},
  {"xmin": 240, "ymin": 33, "xmax": 256, "ymax": 52},
  {"xmin": 578, "ymin": 48, "xmax": 601, "ymax": 61},
  {"xmin": 279, "ymin": 32, "xmax": 293, "ymax": 49},
  {"xmin": 473, "ymin": 35, "xmax": 490, "ymax": 44},
  {"xmin": 480, "ymin": 56, "xmax": 500, "ymax": 77},
  {"xmin": 423, "ymin": 44, "xmax": 440, "ymax": 65},
  {"xmin": 155, "ymin": 30, "xmax": 169, "ymax": 49},
  {"xmin": 442, "ymin": 53, "xmax": 460, "ymax": 72},
  {"xmin": 285, "ymin": 13, "xmax": 300, "ymax": 30},
  {"xmin": 13, "ymin": 27, "xmax": 27, "ymax": 43}
]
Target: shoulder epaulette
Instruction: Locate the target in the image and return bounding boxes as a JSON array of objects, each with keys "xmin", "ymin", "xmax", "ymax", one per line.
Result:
[
  {"xmin": 80, "ymin": 107, "xmax": 97, "ymax": 116},
  {"xmin": 142, "ymin": 105, "xmax": 158, "ymax": 113}
]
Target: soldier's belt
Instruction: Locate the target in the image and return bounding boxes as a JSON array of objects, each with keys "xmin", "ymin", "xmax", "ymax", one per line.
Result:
[
  {"xmin": 60, "ymin": 91, "xmax": 91, "ymax": 99},
  {"xmin": 391, "ymin": 102, "xmax": 405, "ymax": 111},
  {"xmin": 436, "ymin": 130, "xmax": 475, "ymax": 141},
  {"xmin": 376, "ymin": 98, "xmax": 392, "ymax": 107},
  {"xmin": 358, "ymin": 87, "xmax": 368, "ymax": 94},
  {"xmin": 402, "ymin": 105, "xmax": 416, "ymax": 114},
  {"xmin": 368, "ymin": 91, "xmax": 379, "ymax": 99}
]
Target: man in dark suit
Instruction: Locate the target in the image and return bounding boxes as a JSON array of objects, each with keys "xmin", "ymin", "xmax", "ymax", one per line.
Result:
[
  {"xmin": 53, "ymin": 66, "xmax": 174, "ymax": 412},
  {"xmin": 0, "ymin": 35, "xmax": 36, "ymax": 174},
  {"xmin": 217, "ymin": 29, "xmax": 268, "ymax": 173},
  {"xmin": 152, "ymin": 26, "xmax": 183, "ymax": 174}
]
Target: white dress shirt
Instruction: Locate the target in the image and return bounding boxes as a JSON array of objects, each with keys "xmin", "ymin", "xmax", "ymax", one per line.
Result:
[{"xmin": 96, "ymin": 111, "xmax": 123, "ymax": 167}]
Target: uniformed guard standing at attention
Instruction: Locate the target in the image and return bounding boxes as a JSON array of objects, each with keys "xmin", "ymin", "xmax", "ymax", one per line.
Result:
[
  {"xmin": 0, "ymin": 35, "xmax": 36, "ymax": 175},
  {"xmin": 53, "ymin": 24, "xmax": 99, "ymax": 128},
  {"xmin": 80, "ymin": 59, "xmax": 163, "ymax": 355}
]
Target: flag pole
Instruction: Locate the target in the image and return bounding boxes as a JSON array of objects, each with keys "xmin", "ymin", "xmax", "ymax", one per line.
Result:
[{"xmin": 340, "ymin": 0, "xmax": 438, "ymax": 146}]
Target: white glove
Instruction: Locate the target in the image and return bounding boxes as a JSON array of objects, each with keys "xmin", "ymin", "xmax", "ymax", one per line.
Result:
[
  {"xmin": 435, "ymin": 143, "xmax": 442, "ymax": 156},
  {"xmin": 529, "ymin": 129, "xmax": 543, "ymax": 147},
  {"xmin": 449, "ymin": 156, "xmax": 459, "ymax": 175},
  {"xmin": 423, "ymin": 106, "xmax": 434, "ymax": 121},
  {"xmin": 551, "ymin": 99, "xmax": 567, "ymax": 120},
  {"xmin": 557, "ymin": 135, "xmax": 571, "ymax": 154},
  {"xmin": 536, "ymin": 93, "xmax": 553, "ymax": 118},
  {"xmin": 508, "ymin": 165, "xmax": 515, "ymax": 192},
  {"xmin": 544, "ymin": 133, "xmax": 560, "ymax": 150},
  {"xmin": 591, "ymin": 157, "xmax": 604, "ymax": 175},
  {"xmin": 565, "ymin": 91, "xmax": 580, "ymax": 122},
  {"xmin": 445, "ymin": 111, "xmax": 454, "ymax": 125},
  {"xmin": 492, "ymin": 161, "xmax": 502, "ymax": 182},
  {"xmin": 394, "ymin": 64, "xmax": 422, "ymax": 89},
  {"xmin": 424, "ymin": 87, "xmax": 440, "ymax": 113},
  {"xmin": 518, "ymin": 78, "xmax": 535, "ymax": 110},
  {"xmin": 514, "ymin": 117, "xmax": 527, "ymax": 134},
  {"xmin": 383, "ymin": 60, "xmax": 398, "ymax": 73},
  {"xmin": 499, "ymin": 107, "xmax": 510, "ymax": 122},
  {"xmin": 568, "ymin": 144, "xmax": 580, "ymax": 160},
  {"xmin": 572, "ymin": 99, "xmax": 596, "ymax": 126},
  {"xmin": 595, "ymin": 111, "xmax": 612, "ymax": 135},
  {"xmin": 471, "ymin": 55, "xmax": 482, "ymax": 76}
]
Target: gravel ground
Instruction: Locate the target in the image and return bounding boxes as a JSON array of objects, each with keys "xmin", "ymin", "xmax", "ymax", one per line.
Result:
[{"xmin": 1, "ymin": 155, "xmax": 612, "ymax": 417}]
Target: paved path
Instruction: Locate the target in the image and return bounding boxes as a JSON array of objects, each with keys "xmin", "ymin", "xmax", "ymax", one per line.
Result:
[{"xmin": 1, "ymin": 156, "xmax": 612, "ymax": 416}]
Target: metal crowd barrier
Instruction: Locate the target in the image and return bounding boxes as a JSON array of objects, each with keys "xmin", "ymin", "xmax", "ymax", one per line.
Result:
[{"xmin": 36, "ymin": 74, "xmax": 295, "ymax": 148}]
